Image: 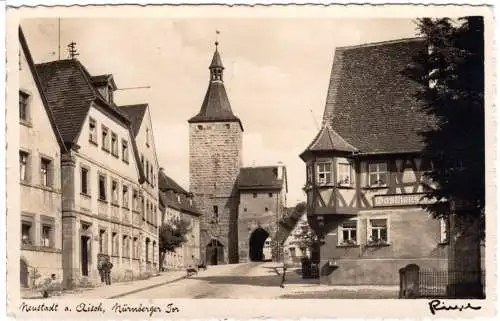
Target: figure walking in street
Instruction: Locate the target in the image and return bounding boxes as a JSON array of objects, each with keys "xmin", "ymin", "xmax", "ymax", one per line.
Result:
[
  {"xmin": 280, "ymin": 263, "xmax": 287, "ymax": 288},
  {"xmin": 104, "ymin": 257, "xmax": 113, "ymax": 285}
]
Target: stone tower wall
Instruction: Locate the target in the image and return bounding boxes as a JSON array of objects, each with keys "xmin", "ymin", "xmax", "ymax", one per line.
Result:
[{"xmin": 189, "ymin": 121, "xmax": 242, "ymax": 264}]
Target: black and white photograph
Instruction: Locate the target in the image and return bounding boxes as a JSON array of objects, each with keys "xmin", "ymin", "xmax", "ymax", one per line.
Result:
[{"xmin": 4, "ymin": 2, "xmax": 496, "ymax": 319}]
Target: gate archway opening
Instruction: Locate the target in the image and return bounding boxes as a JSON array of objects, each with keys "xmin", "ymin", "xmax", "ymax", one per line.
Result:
[
  {"xmin": 249, "ymin": 228, "xmax": 270, "ymax": 262},
  {"xmin": 206, "ymin": 239, "xmax": 224, "ymax": 265}
]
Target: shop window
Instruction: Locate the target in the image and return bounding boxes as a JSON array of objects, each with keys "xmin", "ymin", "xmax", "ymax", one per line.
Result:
[
  {"xmin": 368, "ymin": 162, "xmax": 388, "ymax": 186},
  {"xmin": 89, "ymin": 117, "xmax": 97, "ymax": 144},
  {"xmin": 338, "ymin": 162, "xmax": 353, "ymax": 186},
  {"xmin": 339, "ymin": 220, "xmax": 357, "ymax": 245},
  {"xmin": 368, "ymin": 218, "xmax": 389, "ymax": 245},
  {"xmin": 316, "ymin": 162, "xmax": 332, "ymax": 185}
]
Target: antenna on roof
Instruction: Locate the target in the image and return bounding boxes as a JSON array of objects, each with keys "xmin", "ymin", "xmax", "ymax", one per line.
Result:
[
  {"xmin": 57, "ymin": 18, "xmax": 61, "ymax": 60},
  {"xmin": 310, "ymin": 109, "xmax": 320, "ymax": 130},
  {"xmin": 67, "ymin": 42, "xmax": 79, "ymax": 59},
  {"xmin": 115, "ymin": 86, "xmax": 151, "ymax": 91}
]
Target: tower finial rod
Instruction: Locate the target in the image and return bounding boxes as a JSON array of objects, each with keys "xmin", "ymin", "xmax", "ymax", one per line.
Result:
[{"xmin": 215, "ymin": 30, "xmax": 220, "ymax": 48}]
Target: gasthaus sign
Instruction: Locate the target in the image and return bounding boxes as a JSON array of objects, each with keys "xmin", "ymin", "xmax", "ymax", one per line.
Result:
[{"xmin": 373, "ymin": 193, "xmax": 436, "ymax": 207}]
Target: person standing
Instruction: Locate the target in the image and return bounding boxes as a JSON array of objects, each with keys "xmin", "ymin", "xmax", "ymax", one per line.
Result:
[
  {"xmin": 104, "ymin": 257, "xmax": 113, "ymax": 285},
  {"xmin": 280, "ymin": 262, "xmax": 287, "ymax": 288}
]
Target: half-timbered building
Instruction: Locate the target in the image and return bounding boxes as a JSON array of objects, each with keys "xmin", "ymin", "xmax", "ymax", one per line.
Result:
[{"xmin": 300, "ymin": 38, "xmax": 449, "ymax": 285}]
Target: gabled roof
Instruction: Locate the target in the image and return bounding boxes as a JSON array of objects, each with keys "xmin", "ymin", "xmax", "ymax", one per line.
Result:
[
  {"xmin": 158, "ymin": 170, "xmax": 201, "ymax": 216},
  {"xmin": 118, "ymin": 104, "xmax": 148, "ymax": 137},
  {"xmin": 19, "ymin": 27, "xmax": 67, "ymax": 153},
  {"xmin": 35, "ymin": 59, "xmax": 129, "ymax": 145},
  {"xmin": 303, "ymin": 37, "xmax": 436, "ymax": 156},
  {"xmin": 238, "ymin": 166, "xmax": 285, "ymax": 191},
  {"xmin": 35, "ymin": 57, "xmax": 146, "ymax": 183},
  {"xmin": 303, "ymin": 124, "xmax": 358, "ymax": 156}
]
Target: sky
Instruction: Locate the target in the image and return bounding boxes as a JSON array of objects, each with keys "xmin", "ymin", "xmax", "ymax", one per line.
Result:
[{"xmin": 21, "ymin": 18, "xmax": 420, "ymax": 205}]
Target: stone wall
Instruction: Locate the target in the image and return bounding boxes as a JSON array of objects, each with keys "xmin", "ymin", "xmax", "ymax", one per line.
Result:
[{"xmin": 189, "ymin": 121, "xmax": 242, "ymax": 264}]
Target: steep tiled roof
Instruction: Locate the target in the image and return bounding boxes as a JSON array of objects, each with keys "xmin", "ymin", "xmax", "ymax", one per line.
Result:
[
  {"xmin": 304, "ymin": 38, "xmax": 436, "ymax": 156},
  {"xmin": 35, "ymin": 59, "xmax": 128, "ymax": 144},
  {"xmin": 158, "ymin": 170, "xmax": 201, "ymax": 216},
  {"xmin": 19, "ymin": 27, "xmax": 67, "ymax": 152},
  {"xmin": 238, "ymin": 166, "xmax": 284, "ymax": 190},
  {"xmin": 158, "ymin": 170, "xmax": 188, "ymax": 194},
  {"xmin": 118, "ymin": 104, "xmax": 148, "ymax": 137},
  {"xmin": 188, "ymin": 48, "xmax": 243, "ymax": 130}
]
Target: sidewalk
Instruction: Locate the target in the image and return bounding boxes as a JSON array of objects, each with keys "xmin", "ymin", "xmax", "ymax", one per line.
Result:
[{"xmin": 24, "ymin": 270, "xmax": 188, "ymax": 300}]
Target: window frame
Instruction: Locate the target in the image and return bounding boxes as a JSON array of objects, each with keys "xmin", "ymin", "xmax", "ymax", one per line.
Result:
[
  {"xmin": 111, "ymin": 179, "xmax": 119, "ymax": 205},
  {"xmin": 121, "ymin": 139, "xmax": 129, "ymax": 163},
  {"xmin": 367, "ymin": 217, "xmax": 390, "ymax": 246},
  {"xmin": 40, "ymin": 157, "xmax": 52, "ymax": 187},
  {"xmin": 338, "ymin": 219, "xmax": 358, "ymax": 246},
  {"xmin": 337, "ymin": 162, "xmax": 353, "ymax": 187},
  {"xmin": 88, "ymin": 117, "xmax": 98, "ymax": 145},
  {"xmin": 21, "ymin": 221, "xmax": 33, "ymax": 246},
  {"xmin": 101, "ymin": 125, "xmax": 110, "ymax": 152},
  {"xmin": 111, "ymin": 131, "xmax": 119, "ymax": 157},
  {"xmin": 19, "ymin": 90, "xmax": 31, "ymax": 124},
  {"xmin": 122, "ymin": 184, "xmax": 129, "ymax": 209},
  {"xmin": 80, "ymin": 166, "xmax": 90, "ymax": 196},
  {"xmin": 316, "ymin": 162, "xmax": 333, "ymax": 186},
  {"xmin": 19, "ymin": 150, "xmax": 29, "ymax": 183},
  {"xmin": 98, "ymin": 174, "xmax": 107, "ymax": 202},
  {"xmin": 368, "ymin": 162, "xmax": 388, "ymax": 187}
]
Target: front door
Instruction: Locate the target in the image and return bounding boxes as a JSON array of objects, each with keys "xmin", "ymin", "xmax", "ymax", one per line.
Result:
[{"xmin": 81, "ymin": 236, "xmax": 89, "ymax": 276}]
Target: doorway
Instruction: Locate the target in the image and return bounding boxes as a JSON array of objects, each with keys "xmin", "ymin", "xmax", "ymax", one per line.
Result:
[
  {"xmin": 249, "ymin": 228, "xmax": 270, "ymax": 262},
  {"xmin": 81, "ymin": 236, "xmax": 90, "ymax": 276},
  {"xmin": 205, "ymin": 239, "xmax": 224, "ymax": 265}
]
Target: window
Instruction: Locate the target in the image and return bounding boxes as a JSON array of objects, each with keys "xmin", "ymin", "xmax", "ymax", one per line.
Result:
[
  {"xmin": 289, "ymin": 247, "xmax": 296, "ymax": 258},
  {"xmin": 253, "ymin": 193, "xmax": 257, "ymax": 198},
  {"xmin": 122, "ymin": 139, "xmax": 129, "ymax": 162},
  {"xmin": 197, "ymin": 125, "xmax": 203, "ymax": 130},
  {"xmin": 89, "ymin": 118, "xmax": 97, "ymax": 144},
  {"xmin": 19, "ymin": 91, "xmax": 29, "ymax": 122},
  {"xmin": 146, "ymin": 128, "xmax": 150, "ymax": 147},
  {"xmin": 111, "ymin": 180, "xmax": 119, "ymax": 204},
  {"xmin": 111, "ymin": 132, "xmax": 118, "ymax": 156},
  {"xmin": 99, "ymin": 229, "xmax": 106, "ymax": 253},
  {"xmin": 307, "ymin": 165, "xmax": 313, "ymax": 183},
  {"xmin": 21, "ymin": 222, "xmax": 32, "ymax": 245},
  {"xmin": 368, "ymin": 219, "xmax": 388, "ymax": 245},
  {"xmin": 102, "ymin": 126, "xmax": 110, "ymax": 151},
  {"xmin": 225, "ymin": 124, "xmax": 230, "ymax": 129},
  {"xmin": 265, "ymin": 207, "xmax": 269, "ymax": 212},
  {"xmin": 338, "ymin": 162, "xmax": 352, "ymax": 186},
  {"xmin": 122, "ymin": 185, "xmax": 129, "ymax": 208},
  {"xmin": 98, "ymin": 175, "xmax": 107, "ymax": 201},
  {"xmin": 368, "ymin": 162, "xmax": 388, "ymax": 186},
  {"xmin": 268, "ymin": 193, "xmax": 273, "ymax": 198},
  {"xmin": 132, "ymin": 190, "xmax": 138, "ymax": 211},
  {"xmin": 133, "ymin": 237, "xmax": 138, "ymax": 258},
  {"xmin": 316, "ymin": 162, "xmax": 332, "ymax": 185},
  {"xmin": 123, "ymin": 235, "xmax": 129, "ymax": 258},
  {"xmin": 111, "ymin": 232, "xmax": 119, "ymax": 256},
  {"xmin": 41, "ymin": 225, "xmax": 52, "ymax": 247},
  {"xmin": 339, "ymin": 220, "xmax": 357, "ymax": 245},
  {"xmin": 40, "ymin": 158, "xmax": 51, "ymax": 187},
  {"xmin": 81, "ymin": 167, "xmax": 89, "ymax": 195},
  {"xmin": 213, "ymin": 205, "xmax": 219, "ymax": 223},
  {"xmin": 439, "ymin": 218, "xmax": 449, "ymax": 244},
  {"xmin": 19, "ymin": 151, "xmax": 28, "ymax": 182},
  {"xmin": 243, "ymin": 208, "xmax": 247, "ymax": 212}
]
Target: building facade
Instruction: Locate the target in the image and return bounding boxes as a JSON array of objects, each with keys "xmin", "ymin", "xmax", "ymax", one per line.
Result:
[
  {"xmin": 237, "ymin": 166, "xmax": 287, "ymax": 262},
  {"xmin": 159, "ymin": 170, "xmax": 201, "ymax": 269},
  {"xmin": 19, "ymin": 28, "xmax": 67, "ymax": 288},
  {"xmin": 35, "ymin": 55, "xmax": 159, "ymax": 288},
  {"xmin": 301, "ymin": 38, "xmax": 449, "ymax": 285}
]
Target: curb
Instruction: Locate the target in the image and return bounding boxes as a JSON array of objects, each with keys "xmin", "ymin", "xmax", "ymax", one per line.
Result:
[{"xmin": 107, "ymin": 274, "xmax": 186, "ymax": 299}]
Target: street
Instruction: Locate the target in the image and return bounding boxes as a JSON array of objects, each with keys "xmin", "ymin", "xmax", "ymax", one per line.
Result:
[{"xmin": 121, "ymin": 262, "xmax": 318, "ymax": 299}]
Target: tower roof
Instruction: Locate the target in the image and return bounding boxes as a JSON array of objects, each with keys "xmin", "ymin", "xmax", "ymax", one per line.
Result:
[{"xmin": 188, "ymin": 42, "xmax": 243, "ymax": 130}]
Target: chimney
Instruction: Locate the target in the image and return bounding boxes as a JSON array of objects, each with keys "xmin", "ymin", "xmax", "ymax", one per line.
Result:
[{"xmin": 276, "ymin": 162, "xmax": 284, "ymax": 180}]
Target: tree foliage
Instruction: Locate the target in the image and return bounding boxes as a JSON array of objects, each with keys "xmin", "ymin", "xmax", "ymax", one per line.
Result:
[
  {"xmin": 406, "ymin": 17, "xmax": 485, "ymax": 237},
  {"xmin": 158, "ymin": 218, "xmax": 191, "ymax": 270}
]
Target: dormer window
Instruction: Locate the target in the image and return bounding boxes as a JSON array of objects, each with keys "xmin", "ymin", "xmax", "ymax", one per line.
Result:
[
  {"xmin": 338, "ymin": 162, "xmax": 353, "ymax": 186},
  {"xmin": 368, "ymin": 162, "xmax": 388, "ymax": 187},
  {"xmin": 316, "ymin": 162, "xmax": 332, "ymax": 186},
  {"xmin": 146, "ymin": 128, "xmax": 150, "ymax": 147}
]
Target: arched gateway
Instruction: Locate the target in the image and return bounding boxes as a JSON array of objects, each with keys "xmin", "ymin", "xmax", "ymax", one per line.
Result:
[
  {"xmin": 206, "ymin": 239, "xmax": 224, "ymax": 265},
  {"xmin": 249, "ymin": 228, "xmax": 270, "ymax": 262}
]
